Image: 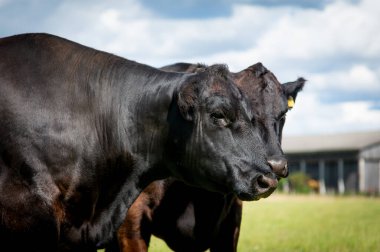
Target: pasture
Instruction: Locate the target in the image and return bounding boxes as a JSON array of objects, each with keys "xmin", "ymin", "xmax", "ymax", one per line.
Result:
[{"xmin": 144, "ymin": 193, "xmax": 380, "ymax": 252}]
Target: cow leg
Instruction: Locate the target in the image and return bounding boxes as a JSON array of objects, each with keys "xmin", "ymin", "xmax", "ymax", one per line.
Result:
[
  {"xmin": 115, "ymin": 219, "xmax": 152, "ymax": 252},
  {"xmin": 117, "ymin": 237, "xmax": 150, "ymax": 252},
  {"xmin": 102, "ymin": 231, "xmax": 153, "ymax": 252},
  {"xmin": 113, "ymin": 196, "xmax": 154, "ymax": 252},
  {"xmin": 210, "ymin": 199, "xmax": 242, "ymax": 252},
  {"xmin": 111, "ymin": 224, "xmax": 152, "ymax": 252}
]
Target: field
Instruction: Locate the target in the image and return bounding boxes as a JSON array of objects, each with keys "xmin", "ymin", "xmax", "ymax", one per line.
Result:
[{"xmin": 146, "ymin": 193, "xmax": 380, "ymax": 252}]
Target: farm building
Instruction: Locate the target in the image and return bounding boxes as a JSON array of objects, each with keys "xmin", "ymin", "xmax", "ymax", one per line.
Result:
[{"xmin": 282, "ymin": 131, "xmax": 380, "ymax": 194}]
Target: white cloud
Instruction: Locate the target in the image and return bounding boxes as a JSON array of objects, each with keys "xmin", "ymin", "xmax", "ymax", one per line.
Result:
[
  {"xmin": 341, "ymin": 101, "xmax": 380, "ymax": 125},
  {"xmin": 308, "ymin": 64, "xmax": 380, "ymax": 93},
  {"xmin": 251, "ymin": 0, "xmax": 380, "ymax": 63},
  {"xmin": 42, "ymin": 2, "xmax": 283, "ymax": 65},
  {"xmin": 43, "ymin": 0, "xmax": 380, "ymax": 68},
  {"xmin": 283, "ymin": 93, "xmax": 380, "ymax": 136},
  {"xmin": 348, "ymin": 65, "xmax": 377, "ymax": 85},
  {"xmin": 192, "ymin": 0, "xmax": 380, "ymax": 78}
]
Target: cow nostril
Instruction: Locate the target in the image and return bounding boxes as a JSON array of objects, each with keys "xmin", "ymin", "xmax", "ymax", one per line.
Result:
[
  {"xmin": 257, "ymin": 175, "xmax": 269, "ymax": 189},
  {"xmin": 256, "ymin": 175, "xmax": 278, "ymax": 190},
  {"xmin": 267, "ymin": 156, "xmax": 288, "ymax": 178},
  {"xmin": 250, "ymin": 174, "xmax": 278, "ymax": 200}
]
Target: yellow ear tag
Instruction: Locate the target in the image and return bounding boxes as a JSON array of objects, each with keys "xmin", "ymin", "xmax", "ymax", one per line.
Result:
[{"xmin": 287, "ymin": 96, "xmax": 295, "ymax": 109}]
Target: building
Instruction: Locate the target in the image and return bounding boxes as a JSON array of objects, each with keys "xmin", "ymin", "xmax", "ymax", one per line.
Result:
[{"xmin": 282, "ymin": 131, "xmax": 380, "ymax": 194}]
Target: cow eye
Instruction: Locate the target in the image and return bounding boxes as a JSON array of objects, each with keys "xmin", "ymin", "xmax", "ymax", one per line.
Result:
[{"xmin": 210, "ymin": 112, "xmax": 229, "ymax": 127}]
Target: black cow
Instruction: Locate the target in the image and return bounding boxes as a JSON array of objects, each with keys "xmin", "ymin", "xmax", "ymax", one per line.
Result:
[
  {"xmin": 111, "ymin": 63, "xmax": 306, "ymax": 252},
  {"xmin": 0, "ymin": 34, "xmax": 281, "ymax": 251}
]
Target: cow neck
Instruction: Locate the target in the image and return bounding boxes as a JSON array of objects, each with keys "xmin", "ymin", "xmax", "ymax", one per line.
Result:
[{"xmin": 91, "ymin": 59, "xmax": 183, "ymax": 186}]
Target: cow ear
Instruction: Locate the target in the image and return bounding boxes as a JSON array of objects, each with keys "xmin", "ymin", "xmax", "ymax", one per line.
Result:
[
  {"xmin": 282, "ymin": 77, "xmax": 306, "ymax": 109},
  {"xmin": 177, "ymin": 81, "xmax": 200, "ymax": 121}
]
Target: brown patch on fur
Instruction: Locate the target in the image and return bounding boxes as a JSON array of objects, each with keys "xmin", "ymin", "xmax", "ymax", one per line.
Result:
[
  {"xmin": 52, "ymin": 194, "xmax": 66, "ymax": 230},
  {"xmin": 118, "ymin": 181, "xmax": 166, "ymax": 252}
]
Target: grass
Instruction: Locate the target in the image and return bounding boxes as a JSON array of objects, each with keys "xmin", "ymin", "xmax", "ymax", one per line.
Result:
[{"xmin": 145, "ymin": 193, "xmax": 380, "ymax": 252}]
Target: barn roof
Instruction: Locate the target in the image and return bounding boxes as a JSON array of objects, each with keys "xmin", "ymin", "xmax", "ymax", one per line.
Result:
[{"xmin": 282, "ymin": 131, "xmax": 380, "ymax": 154}]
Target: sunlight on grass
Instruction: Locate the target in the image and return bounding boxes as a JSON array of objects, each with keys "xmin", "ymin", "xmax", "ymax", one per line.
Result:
[
  {"xmin": 238, "ymin": 194, "xmax": 380, "ymax": 252},
  {"xmin": 149, "ymin": 236, "xmax": 171, "ymax": 252}
]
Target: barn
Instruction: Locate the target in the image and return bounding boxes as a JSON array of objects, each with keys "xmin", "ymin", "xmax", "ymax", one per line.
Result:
[{"xmin": 282, "ymin": 131, "xmax": 380, "ymax": 195}]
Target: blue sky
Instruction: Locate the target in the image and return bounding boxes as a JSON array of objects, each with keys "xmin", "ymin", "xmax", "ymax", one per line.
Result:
[{"xmin": 1, "ymin": 0, "xmax": 379, "ymax": 136}]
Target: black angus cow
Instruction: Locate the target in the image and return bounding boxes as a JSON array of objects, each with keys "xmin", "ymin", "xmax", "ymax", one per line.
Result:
[
  {"xmin": 0, "ymin": 34, "xmax": 281, "ymax": 252},
  {"xmin": 111, "ymin": 63, "xmax": 306, "ymax": 252}
]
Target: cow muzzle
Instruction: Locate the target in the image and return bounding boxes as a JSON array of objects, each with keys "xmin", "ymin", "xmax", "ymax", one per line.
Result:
[
  {"xmin": 267, "ymin": 156, "xmax": 288, "ymax": 178},
  {"xmin": 236, "ymin": 172, "xmax": 278, "ymax": 201},
  {"xmin": 235, "ymin": 170, "xmax": 279, "ymax": 201},
  {"xmin": 254, "ymin": 175, "xmax": 278, "ymax": 196}
]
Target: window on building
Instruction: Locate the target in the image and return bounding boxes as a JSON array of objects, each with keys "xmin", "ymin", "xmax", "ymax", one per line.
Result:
[
  {"xmin": 325, "ymin": 160, "xmax": 338, "ymax": 193},
  {"xmin": 305, "ymin": 161, "xmax": 319, "ymax": 180},
  {"xmin": 288, "ymin": 160, "xmax": 301, "ymax": 174},
  {"xmin": 344, "ymin": 159, "xmax": 358, "ymax": 193}
]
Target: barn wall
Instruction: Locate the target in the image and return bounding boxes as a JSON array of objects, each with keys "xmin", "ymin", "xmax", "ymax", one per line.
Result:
[
  {"xmin": 360, "ymin": 143, "xmax": 380, "ymax": 160},
  {"xmin": 359, "ymin": 143, "xmax": 380, "ymax": 194}
]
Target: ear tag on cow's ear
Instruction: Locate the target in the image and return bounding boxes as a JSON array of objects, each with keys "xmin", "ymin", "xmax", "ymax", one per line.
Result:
[{"xmin": 287, "ymin": 96, "xmax": 295, "ymax": 109}]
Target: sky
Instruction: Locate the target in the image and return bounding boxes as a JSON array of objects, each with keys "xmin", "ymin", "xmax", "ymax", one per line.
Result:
[{"xmin": 1, "ymin": 0, "xmax": 380, "ymax": 136}]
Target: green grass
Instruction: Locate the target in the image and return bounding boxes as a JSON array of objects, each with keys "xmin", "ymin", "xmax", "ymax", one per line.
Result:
[{"xmin": 146, "ymin": 194, "xmax": 380, "ymax": 252}]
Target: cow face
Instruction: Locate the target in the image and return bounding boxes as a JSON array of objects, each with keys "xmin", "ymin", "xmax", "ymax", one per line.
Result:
[
  {"xmin": 233, "ymin": 63, "xmax": 305, "ymax": 179},
  {"xmin": 167, "ymin": 64, "xmax": 282, "ymax": 201}
]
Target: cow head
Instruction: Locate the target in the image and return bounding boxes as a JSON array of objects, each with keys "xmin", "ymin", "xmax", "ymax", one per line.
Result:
[
  {"xmin": 164, "ymin": 62, "xmax": 305, "ymax": 201},
  {"xmin": 233, "ymin": 63, "xmax": 306, "ymax": 179},
  {"xmin": 165, "ymin": 64, "xmax": 299, "ymax": 201}
]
